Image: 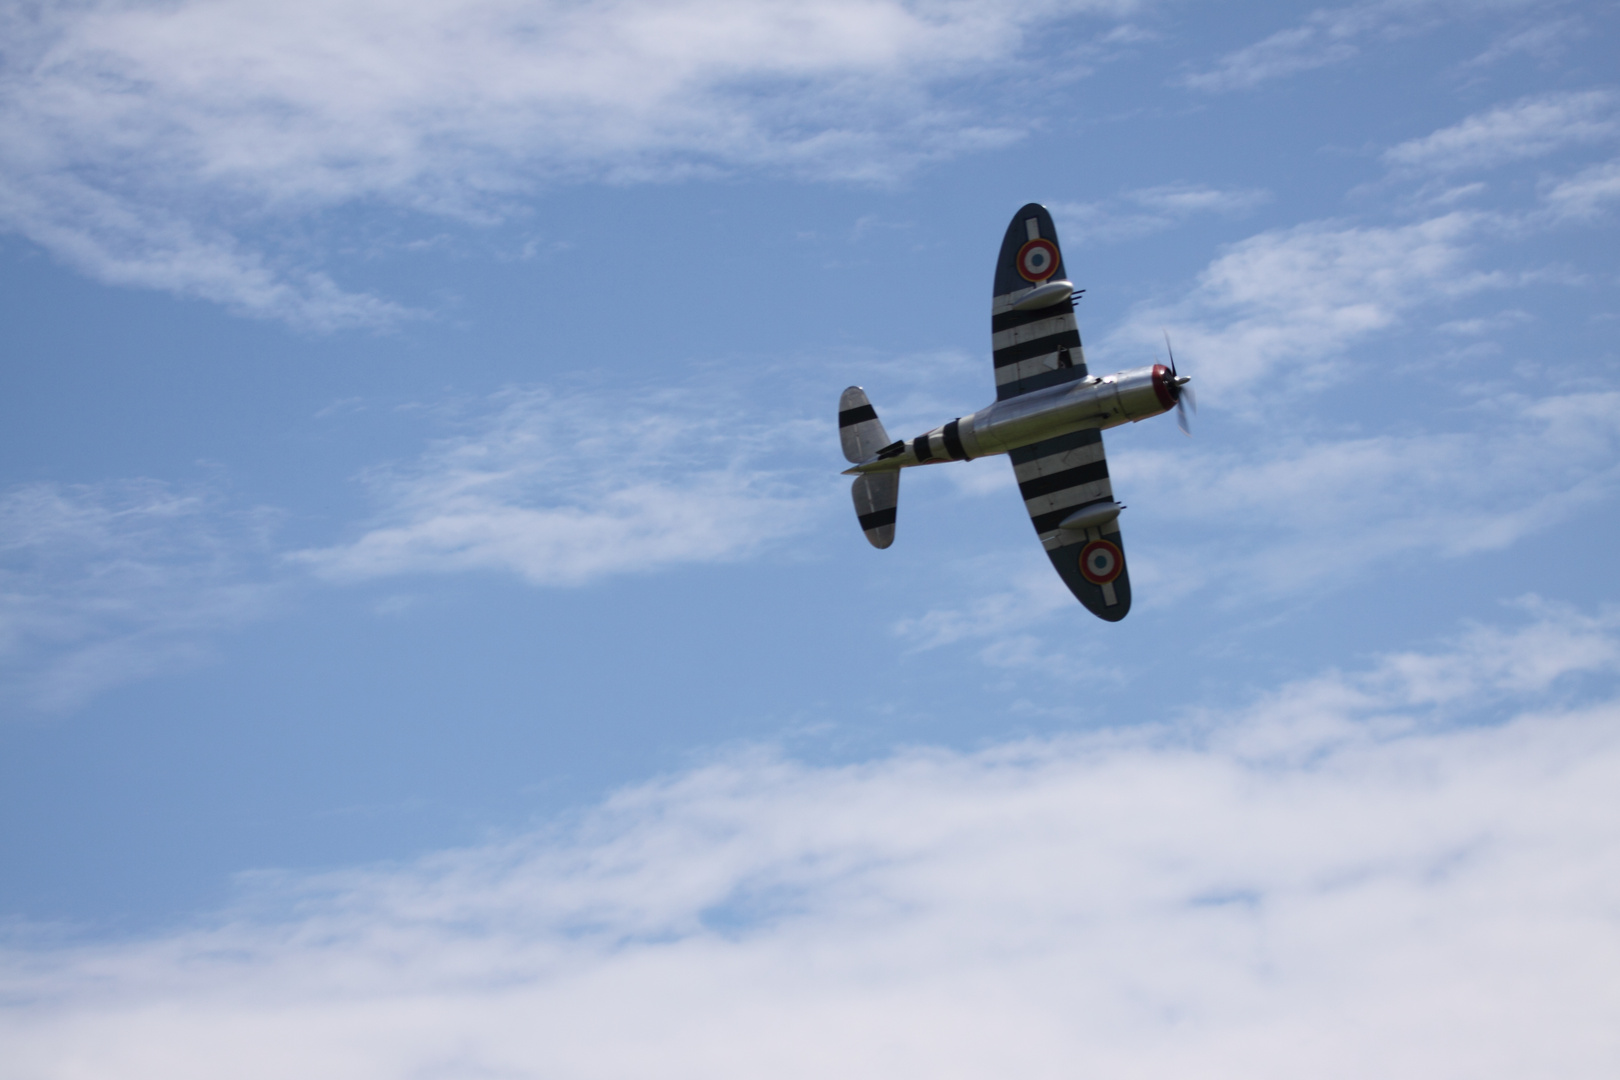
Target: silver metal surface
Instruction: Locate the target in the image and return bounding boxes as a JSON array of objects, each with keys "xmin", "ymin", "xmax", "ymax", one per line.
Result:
[
  {"xmin": 1057, "ymin": 500, "xmax": 1124, "ymax": 533},
  {"xmin": 850, "ymin": 472, "xmax": 899, "ymax": 549},
  {"xmin": 838, "ymin": 386, "xmax": 893, "ymax": 464},
  {"xmin": 1008, "ymin": 279, "xmax": 1075, "ymax": 312},
  {"xmin": 843, "ymin": 362, "xmax": 1179, "ymax": 475}
]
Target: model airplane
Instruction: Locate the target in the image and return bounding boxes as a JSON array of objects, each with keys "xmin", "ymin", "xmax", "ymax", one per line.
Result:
[{"xmin": 839, "ymin": 202, "xmax": 1194, "ymax": 622}]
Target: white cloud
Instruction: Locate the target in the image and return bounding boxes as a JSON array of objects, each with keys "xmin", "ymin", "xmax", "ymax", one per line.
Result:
[
  {"xmin": 895, "ymin": 388, "xmax": 1620, "ymax": 643},
  {"xmin": 1182, "ymin": 0, "xmax": 1437, "ymax": 93},
  {"xmin": 0, "ymin": 168, "xmax": 415, "ymax": 330},
  {"xmin": 3, "ymin": 607, "xmax": 1618, "ymax": 1078},
  {"xmin": 890, "ymin": 552, "xmax": 1128, "ymax": 679},
  {"xmin": 1182, "ymin": 2, "xmax": 1560, "ymax": 94},
  {"xmin": 1105, "ymin": 211, "xmax": 1503, "ymax": 404},
  {"xmin": 1053, "ymin": 183, "xmax": 1270, "ymax": 244},
  {"xmin": 1543, "ymin": 158, "xmax": 1620, "ymax": 220},
  {"xmin": 293, "ymin": 385, "xmax": 830, "ymax": 586},
  {"xmin": 0, "ymin": 0, "xmax": 1129, "ymax": 324},
  {"xmin": 1127, "ymin": 183, "xmax": 1269, "ymax": 216},
  {"xmin": 893, "ymin": 556, "xmax": 1075, "ymax": 650},
  {"xmin": 1113, "ymin": 389, "xmax": 1620, "ymax": 603},
  {"xmin": 0, "ymin": 481, "xmax": 279, "ymax": 712},
  {"xmin": 1437, "ymin": 308, "xmax": 1531, "ymax": 335},
  {"xmin": 1462, "ymin": 16, "xmax": 1583, "ymax": 68},
  {"xmin": 1383, "ymin": 89, "xmax": 1619, "ymax": 175},
  {"xmin": 1341, "ymin": 597, "xmax": 1620, "ymax": 704},
  {"xmin": 0, "ymin": 379, "xmax": 836, "ymax": 708}
]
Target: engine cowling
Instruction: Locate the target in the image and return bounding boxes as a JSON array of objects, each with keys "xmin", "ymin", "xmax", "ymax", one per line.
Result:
[{"xmin": 1107, "ymin": 363, "xmax": 1179, "ymax": 422}]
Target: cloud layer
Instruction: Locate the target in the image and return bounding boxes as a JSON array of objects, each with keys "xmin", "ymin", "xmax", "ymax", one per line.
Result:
[
  {"xmin": 0, "ymin": 481, "xmax": 279, "ymax": 711},
  {"xmin": 4, "ymin": 606, "xmax": 1618, "ymax": 1078},
  {"xmin": 1383, "ymin": 89, "xmax": 1619, "ymax": 174},
  {"xmin": 0, "ymin": 379, "xmax": 831, "ymax": 711},
  {"xmin": 293, "ymin": 385, "xmax": 829, "ymax": 585},
  {"xmin": 1053, "ymin": 183, "xmax": 1271, "ymax": 245},
  {"xmin": 1105, "ymin": 211, "xmax": 1502, "ymax": 402},
  {"xmin": 1182, "ymin": 0, "xmax": 1541, "ymax": 93},
  {"xmin": 1121, "ymin": 389, "xmax": 1620, "ymax": 599},
  {"xmin": 0, "ymin": 0, "xmax": 1124, "ymax": 325},
  {"xmin": 1182, "ymin": 0, "xmax": 1432, "ymax": 92}
]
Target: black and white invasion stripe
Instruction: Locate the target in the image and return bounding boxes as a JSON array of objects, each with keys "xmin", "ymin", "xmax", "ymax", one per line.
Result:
[
  {"xmin": 990, "ymin": 297, "xmax": 1087, "ymax": 401},
  {"xmin": 1009, "ymin": 429, "xmax": 1119, "ymax": 550},
  {"xmin": 909, "ymin": 419, "xmax": 972, "ymax": 464}
]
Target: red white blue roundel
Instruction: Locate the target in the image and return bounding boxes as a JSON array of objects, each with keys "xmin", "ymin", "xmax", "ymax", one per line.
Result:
[
  {"xmin": 1079, "ymin": 539, "xmax": 1123, "ymax": 584},
  {"xmin": 1016, "ymin": 238, "xmax": 1059, "ymax": 282}
]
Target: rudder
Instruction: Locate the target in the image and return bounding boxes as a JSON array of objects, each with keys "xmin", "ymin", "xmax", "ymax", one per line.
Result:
[{"xmin": 839, "ymin": 386, "xmax": 891, "ymax": 463}]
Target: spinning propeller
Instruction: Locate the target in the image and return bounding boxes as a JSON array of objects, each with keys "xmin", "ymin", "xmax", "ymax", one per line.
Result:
[{"xmin": 1163, "ymin": 330, "xmax": 1196, "ymax": 436}]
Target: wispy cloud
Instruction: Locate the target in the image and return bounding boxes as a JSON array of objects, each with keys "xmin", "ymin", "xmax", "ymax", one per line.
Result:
[
  {"xmin": 1115, "ymin": 390, "xmax": 1620, "ymax": 603},
  {"xmin": 0, "ymin": 481, "xmax": 279, "ymax": 712},
  {"xmin": 892, "ymin": 555, "xmax": 1078, "ymax": 654},
  {"xmin": 1094, "ymin": 104, "xmax": 1619, "ymax": 403},
  {"xmin": 292, "ymin": 384, "xmax": 831, "ymax": 586},
  {"xmin": 1543, "ymin": 158, "xmax": 1620, "ymax": 220},
  {"xmin": 897, "ymin": 387, "xmax": 1620, "ymax": 643},
  {"xmin": 3, "ymin": 606, "xmax": 1617, "ymax": 1077},
  {"xmin": 1182, "ymin": 1, "xmax": 1565, "ymax": 93},
  {"xmin": 0, "ymin": 376, "xmax": 842, "ymax": 710},
  {"xmin": 1053, "ymin": 183, "xmax": 1270, "ymax": 245},
  {"xmin": 1242, "ymin": 597, "xmax": 1619, "ymax": 723},
  {"xmin": 0, "ymin": 0, "xmax": 1130, "ymax": 325},
  {"xmin": 1105, "ymin": 211, "xmax": 1503, "ymax": 403},
  {"xmin": 1182, "ymin": 0, "xmax": 1444, "ymax": 93},
  {"xmin": 1462, "ymin": 16, "xmax": 1583, "ymax": 69},
  {"xmin": 1383, "ymin": 89, "xmax": 1619, "ymax": 175}
]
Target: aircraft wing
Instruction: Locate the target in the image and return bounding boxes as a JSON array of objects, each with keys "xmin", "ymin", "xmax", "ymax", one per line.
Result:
[{"xmin": 993, "ymin": 204, "xmax": 1131, "ymax": 621}]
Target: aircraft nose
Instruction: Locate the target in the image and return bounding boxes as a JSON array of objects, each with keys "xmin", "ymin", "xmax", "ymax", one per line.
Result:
[{"xmin": 1150, "ymin": 363, "xmax": 1177, "ymax": 411}]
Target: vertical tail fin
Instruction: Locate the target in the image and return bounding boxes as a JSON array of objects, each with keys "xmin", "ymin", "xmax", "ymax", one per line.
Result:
[
  {"xmin": 852, "ymin": 472, "xmax": 899, "ymax": 549},
  {"xmin": 839, "ymin": 386, "xmax": 891, "ymax": 463}
]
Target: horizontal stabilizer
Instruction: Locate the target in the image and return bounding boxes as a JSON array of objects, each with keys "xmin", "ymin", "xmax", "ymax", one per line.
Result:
[
  {"xmin": 839, "ymin": 386, "xmax": 892, "ymax": 464},
  {"xmin": 851, "ymin": 472, "xmax": 899, "ymax": 549}
]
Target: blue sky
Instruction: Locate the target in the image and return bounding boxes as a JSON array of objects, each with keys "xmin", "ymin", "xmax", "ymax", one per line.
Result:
[{"xmin": 2, "ymin": 0, "xmax": 1619, "ymax": 1074}]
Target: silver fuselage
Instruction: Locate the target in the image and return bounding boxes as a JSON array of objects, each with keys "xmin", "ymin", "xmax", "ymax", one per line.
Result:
[{"xmin": 845, "ymin": 364, "xmax": 1176, "ymax": 474}]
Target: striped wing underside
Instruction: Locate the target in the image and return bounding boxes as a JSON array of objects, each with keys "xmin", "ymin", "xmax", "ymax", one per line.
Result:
[{"xmin": 993, "ymin": 203, "xmax": 1131, "ymax": 621}]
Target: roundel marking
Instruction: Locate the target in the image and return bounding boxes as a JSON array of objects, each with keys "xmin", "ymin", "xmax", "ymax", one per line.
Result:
[
  {"xmin": 1078, "ymin": 539, "xmax": 1123, "ymax": 585},
  {"xmin": 1016, "ymin": 239, "xmax": 1059, "ymax": 282}
]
